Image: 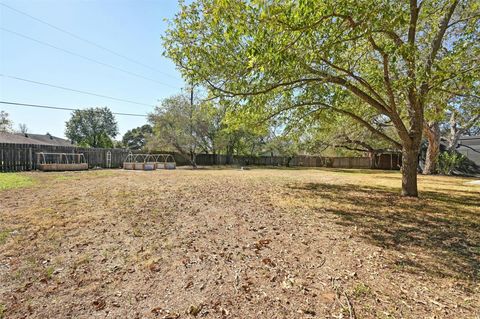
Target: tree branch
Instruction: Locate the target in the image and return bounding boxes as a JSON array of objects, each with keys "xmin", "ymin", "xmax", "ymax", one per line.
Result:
[
  {"xmin": 421, "ymin": 0, "xmax": 459, "ymax": 95},
  {"xmin": 330, "ymin": 107, "xmax": 402, "ymax": 149},
  {"xmin": 318, "ymin": 57, "xmax": 389, "ymax": 108},
  {"xmin": 368, "ymin": 35, "xmax": 396, "ymax": 111}
]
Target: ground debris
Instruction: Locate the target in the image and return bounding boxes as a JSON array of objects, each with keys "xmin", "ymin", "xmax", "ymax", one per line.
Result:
[{"xmin": 0, "ymin": 169, "xmax": 478, "ymax": 318}]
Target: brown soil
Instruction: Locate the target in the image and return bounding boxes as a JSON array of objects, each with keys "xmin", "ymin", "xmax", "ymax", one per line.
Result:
[{"xmin": 0, "ymin": 168, "xmax": 479, "ymax": 318}]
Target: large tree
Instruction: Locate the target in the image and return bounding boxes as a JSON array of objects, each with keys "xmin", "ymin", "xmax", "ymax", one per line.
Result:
[
  {"xmin": 164, "ymin": 0, "xmax": 479, "ymax": 196},
  {"xmin": 65, "ymin": 107, "xmax": 118, "ymax": 148},
  {"xmin": 122, "ymin": 124, "xmax": 153, "ymax": 150}
]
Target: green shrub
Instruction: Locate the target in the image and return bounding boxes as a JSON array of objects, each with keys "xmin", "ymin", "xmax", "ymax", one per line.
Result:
[{"xmin": 438, "ymin": 151, "xmax": 466, "ymax": 175}]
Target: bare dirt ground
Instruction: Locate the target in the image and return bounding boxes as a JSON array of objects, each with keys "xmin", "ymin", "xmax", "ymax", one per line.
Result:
[{"xmin": 0, "ymin": 168, "xmax": 479, "ymax": 318}]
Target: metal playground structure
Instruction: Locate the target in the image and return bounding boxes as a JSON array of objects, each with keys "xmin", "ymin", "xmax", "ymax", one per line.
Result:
[
  {"xmin": 123, "ymin": 153, "xmax": 176, "ymax": 170},
  {"xmin": 36, "ymin": 152, "xmax": 88, "ymax": 171}
]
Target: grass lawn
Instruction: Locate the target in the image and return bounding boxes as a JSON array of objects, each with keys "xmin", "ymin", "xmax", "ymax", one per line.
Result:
[
  {"xmin": 0, "ymin": 173, "xmax": 35, "ymax": 190},
  {"xmin": 0, "ymin": 168, "xmax": 478, "ymax": 318}
]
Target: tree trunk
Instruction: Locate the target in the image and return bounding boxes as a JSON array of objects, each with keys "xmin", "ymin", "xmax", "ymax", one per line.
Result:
[
  {"xmin": 423, "ymin": 122, "xmax": 440, "ymax": 175},
  {"xmin": 226, "ymin": 144, "xmax": 234, "ymax": 165},
  {"xmin": 401, "ymin": 147, "xmax": 419, "ymax": 197},
  {"xmin": 286, "ymin": 156, "xmax": 293, "ymax": 167},
  {"xmin": 190, "ymin": 151, "xmax": 197, "ymax": 168}
]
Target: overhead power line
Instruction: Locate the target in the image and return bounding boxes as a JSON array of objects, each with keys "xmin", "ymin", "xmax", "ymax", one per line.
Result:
[
  {"xmin": 1, "ymin": 74, "xmax": 156, "ymax": 107},
  {"xmin": 0, "ymin": 2, "xmax": 180, "ymax": 81},
  {"xmin": 0, "ymin": 27, "xmax": 179, "ymax": 89},
  {"xmin": 0, "ymin": 101, "xmax": 148, "ymax": 117}
]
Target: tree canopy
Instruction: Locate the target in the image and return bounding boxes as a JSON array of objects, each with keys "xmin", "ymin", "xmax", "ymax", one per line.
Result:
[
  {"xmin": 122, "ymin": 124, "xmax": 153, "ymax": 150},
  {"xmin": 65, "ymin": 107, "xmax": 118, "ymax": 148},
  {"xmin": 148, "ymin": 93, "xmax": 209, "ymax": 167},
  {"xmin": 164, "ymin": 0, "xmax": 480, "ymax": 196}
]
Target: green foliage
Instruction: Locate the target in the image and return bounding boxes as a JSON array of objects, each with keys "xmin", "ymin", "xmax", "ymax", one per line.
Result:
[
  {"xmin": 148, "ymin": 93, "xmax": 212, "ymax": 165},
  {"xmin": 122, "ymin": 124, "xmax": 153, "ymax": 150},
  {"xmin": 164, "ymin": 0, "xmax": 479, "ymax": 195},
  {"xmin": 438, "ymin": 151, "xmax": 467, "ymax": 175},
  {"xmin": 113, "ymin": 140, "xmax": 124, "ymax": 148},
  {"xmin": 0, "ymin": 173, "xmax": 34, "ymax": 190},
  {"xmin": 149, "ymin": 92, "xmax": 274, "ymax": 158},
  {"xmin": 164, "ymin": 0, "xmax": 479, "ymax": 118},
  {"xmin": 65, "ymin": 107, "xmax": 118, "ymax": 148}
]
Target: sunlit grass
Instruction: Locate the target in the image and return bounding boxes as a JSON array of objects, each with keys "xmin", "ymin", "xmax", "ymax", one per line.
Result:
[{"xmin": 0, "ymin": 173, "xmax": 35, "ymax": 190}]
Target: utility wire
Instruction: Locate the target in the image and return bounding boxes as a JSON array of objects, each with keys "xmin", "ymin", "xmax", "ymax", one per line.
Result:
[
  {"xmin": 0, "ymin": 2, "xmax": 180, "ymax": 81},
  {"xmin": 1, "ymin": 74, "xmax": 156, "ymax": 107},
  {"xmin": 0, "ymin": 101, "xmax": 148, "ymax": 117},
  {"xmin": 0, "ymin": 27, "xmax": 179, "ymax": 89}
]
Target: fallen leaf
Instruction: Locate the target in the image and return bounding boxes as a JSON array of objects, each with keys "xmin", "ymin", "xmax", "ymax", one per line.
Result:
[{"xmin": 92, "ymin": 298, "xmax": 106, "ymax": 311}]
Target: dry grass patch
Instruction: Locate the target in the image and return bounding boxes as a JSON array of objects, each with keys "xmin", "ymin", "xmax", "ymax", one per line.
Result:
[{"xmin": 0, "ymin": 168, "xmax": 478, "ymax": 318}]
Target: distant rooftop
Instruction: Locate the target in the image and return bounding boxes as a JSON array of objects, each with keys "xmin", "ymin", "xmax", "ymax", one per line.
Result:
[
  {"xmin": 459, "ymin": 135, "xmax": 480, "ymax": 146},
  {"xmin": 0, "ymin": 131, "xmax": 74, "ymax": 146},
  {"xmin": 458, "ymin": 135, "xmax": 480, "ymax": 165}
]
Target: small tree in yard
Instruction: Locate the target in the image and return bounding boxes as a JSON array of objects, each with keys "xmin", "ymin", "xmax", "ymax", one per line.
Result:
[
  {"xmin": 17, "ymin": 123, "xmax": 28, "ymax": 134},
  {"xmin": 438, "ymin": 151, "xmax": 467, "ymax": 175},
  {"xmin": 165, "ymin": 0, "xmax": 479, "ymax": 197},
  {"xmin": 65, "ymin": 107, "xmax": 118, "ymax": 148},
  {"xmin": 148, "ymin": 93, "xmax": 211, "ymax": 168},
  {"xmin": 0, "ymin": 110, "xmax": 13, "ymax": 133}
]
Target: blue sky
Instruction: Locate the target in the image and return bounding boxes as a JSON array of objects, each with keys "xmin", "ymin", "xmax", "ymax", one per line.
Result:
[{"xmin": 0, "ymin": 0, "xmax": 185, "ymax": 138}]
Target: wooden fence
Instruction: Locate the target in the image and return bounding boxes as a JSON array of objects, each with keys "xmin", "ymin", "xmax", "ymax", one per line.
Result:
[
  {"xmin": 0, "ymin": 143, "xmax": 401, "ymax": 172},
  {"xmin": 188, "ymin": 153, "xmax": 401, "ymax": 170},
  {"xmin": 0, "ymin": 143, "xmax": 130, "ymax": 172}
]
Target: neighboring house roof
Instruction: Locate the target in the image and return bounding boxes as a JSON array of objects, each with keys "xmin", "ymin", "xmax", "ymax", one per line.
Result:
[
  {"xmin": 457, "ymin": 135, "xmax": 480, "ymax": 165},
  {"xmin": 0, "ymin": 131, "xmax": 45, "ymax": 144},
  {"xmin": 458, "ymin": 135, "xmax": 480, "ymax": 147},
  {"xmin": 0, "ymin": 131, "xmax": 74, "ymax": 146},
  {"xmin": 21, "ymin": 133, "xmax": 74, "ymax": 146}
]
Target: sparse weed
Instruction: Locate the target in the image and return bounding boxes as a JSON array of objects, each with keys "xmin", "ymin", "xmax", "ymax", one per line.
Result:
[
  {"xmin": 353, "ymin": 282, "xmax": 371, "ymax": 297},
  {"xmin": 44, "ymin": 266, "xmax": 55, "ymax": 279},
  {"xmin": 0, "ymin": 229, "xmax": 10, "ymax": 245},
  {"xmin": 0, "ymin": 303, "xmax": 6, "ymax": 319}
]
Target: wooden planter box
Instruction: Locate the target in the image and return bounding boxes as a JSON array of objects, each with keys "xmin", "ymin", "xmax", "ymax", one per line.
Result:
[
  {"xmin": 123, "ymin": 162, "xmax": 135, "ymax": 170},
  {"xmin": 144, "ymin": 163, "xmax": 156, "ymax": 170},
  {"xmin": 134, "ymin": 163, "xmax": 145, "ymax": 170},
  {"xmin": 165, "ymin": 162, "xmax": 176, "ymax": 170},
  {"xmin": 38, "ymin": 163, "xmax": 88, "ymax": 171}
]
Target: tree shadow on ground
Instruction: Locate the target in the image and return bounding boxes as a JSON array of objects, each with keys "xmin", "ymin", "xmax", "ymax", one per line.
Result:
[
  {"xmin": 322, "ymin": 168, "xmax": 399, "ymax": 175},
  {"xmin": 287, "ymin": 182, "xmax": 480, "ymax": 284}
]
